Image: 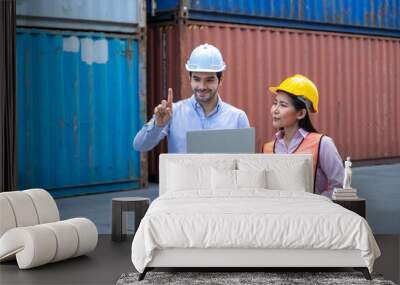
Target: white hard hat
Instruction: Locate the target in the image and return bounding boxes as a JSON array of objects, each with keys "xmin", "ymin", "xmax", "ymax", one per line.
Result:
[{"xmin": 185, "ymin": 43, "xmax": 226, "ymax": 72}]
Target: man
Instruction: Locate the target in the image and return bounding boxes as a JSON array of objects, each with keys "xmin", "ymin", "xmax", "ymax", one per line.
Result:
[{"xmin": 133, "ymin": 43, "xmax": 250, "ymax": 153}]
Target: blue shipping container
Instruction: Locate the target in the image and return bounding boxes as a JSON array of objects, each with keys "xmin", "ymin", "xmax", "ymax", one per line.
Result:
[
  {"xmin": 148, "ymin": 0, "xmax": 400, "ymax": 37},
  {"xmin": 16, "ymin": 29, "xmax": 143, "ymax": 197},
  {"xmin": 16, "ymin": 0, "xmax": 146, "ymax": 34}
]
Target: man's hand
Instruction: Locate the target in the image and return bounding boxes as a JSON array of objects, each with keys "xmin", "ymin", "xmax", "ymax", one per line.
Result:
[{"xmin": 154, "ymin": 88, "xmax": 173, "ymax": 127}]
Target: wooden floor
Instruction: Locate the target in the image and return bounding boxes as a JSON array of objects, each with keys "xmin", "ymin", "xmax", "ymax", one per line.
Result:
[{"xmin": 0, "ymin": 235, "xmax": 398, "ymax": 285}]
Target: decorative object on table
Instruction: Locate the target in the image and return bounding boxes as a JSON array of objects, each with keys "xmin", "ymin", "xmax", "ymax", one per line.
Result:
[
  {"xmin": 332, "ymin": 157, "xmax": 359, "ymax": 200},
  {"xmin": 332, "ymin": 187, "xmax": 359, "ymax": 200},
  {"xmin": 116, "ymin": 271, "xmax": 394, "ymax": 285},
  {"xmin": 0, "ymin": 189, "xmax": 98, "ymax": 269},
  {"xmin": 112, "ymin": 197, "xmax": 150, "ymax": 242},
  {"xmin": 343, "ymin": 156, "xmax": 353, "ymax": 189}
]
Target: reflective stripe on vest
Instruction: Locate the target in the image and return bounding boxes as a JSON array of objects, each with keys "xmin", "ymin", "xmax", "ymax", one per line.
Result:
[{"xmin": 263, "ymin": 132, "xmax": 324, "ymax": 193}]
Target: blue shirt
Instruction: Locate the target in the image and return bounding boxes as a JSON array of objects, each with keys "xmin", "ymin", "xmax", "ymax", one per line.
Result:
[{"xmin": 133, "ymin": 95, "xmax": 250, "ymax": 153}]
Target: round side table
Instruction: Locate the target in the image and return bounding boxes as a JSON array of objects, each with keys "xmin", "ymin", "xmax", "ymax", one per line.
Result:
[{"xmin": 111, "ymin": 197, "xmax": 150, "ymax": 242}]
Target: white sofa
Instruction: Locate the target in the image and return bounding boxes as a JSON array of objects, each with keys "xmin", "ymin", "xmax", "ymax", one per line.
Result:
[
  {"xmin": 0, "ymin": 189, "xmax": 98, "ymax": 269},
  {"xmin": 132, "ymin": 154, "xmax": 379, "ymax": 281}
]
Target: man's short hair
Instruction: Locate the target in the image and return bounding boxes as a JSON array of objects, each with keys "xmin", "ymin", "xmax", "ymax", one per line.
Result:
[{"xmin": 189, "ymin": 72, "xmax": 223, "ymax": 82}]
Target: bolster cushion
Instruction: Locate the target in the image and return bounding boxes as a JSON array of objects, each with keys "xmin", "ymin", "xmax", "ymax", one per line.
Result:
[
  {"xmin": 0, "ymin": 218, "xmax": 98, "ymax": 269},
  {"xmin": 0, "ymin": 189, "xmax": 60, "ymax": 238}
]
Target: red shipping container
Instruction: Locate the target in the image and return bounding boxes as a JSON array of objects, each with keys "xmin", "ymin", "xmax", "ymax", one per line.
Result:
[{"xmin": 146, "ymin": 21, "xmax": 400, "ymax": 180}]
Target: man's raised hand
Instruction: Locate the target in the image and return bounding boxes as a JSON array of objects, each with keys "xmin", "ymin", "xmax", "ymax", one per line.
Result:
[{"xmin": 154, "ymin": 88, "xmax": 173, "ymax": 127}]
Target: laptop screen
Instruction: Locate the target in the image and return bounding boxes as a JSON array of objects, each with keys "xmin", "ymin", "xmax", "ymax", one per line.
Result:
[{"xmin": 186, "ymin": 128, "xmax": 255, "ymax": 153}]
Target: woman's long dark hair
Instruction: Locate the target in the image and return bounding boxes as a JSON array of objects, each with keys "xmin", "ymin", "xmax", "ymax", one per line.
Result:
[{"xmin": 287, "ymin": 93, "xmax": 318, "ymax": 133}]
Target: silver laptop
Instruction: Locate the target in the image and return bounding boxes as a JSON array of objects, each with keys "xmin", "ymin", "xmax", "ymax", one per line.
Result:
[{"xmin": 186, "ymin": 128, "xmax": 255, "ymax": 153}]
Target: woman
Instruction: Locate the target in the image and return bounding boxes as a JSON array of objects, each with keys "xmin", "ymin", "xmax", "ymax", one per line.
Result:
[{"xmin": 263, "ymin": 74, "xmax": 344, "ymax": 197}]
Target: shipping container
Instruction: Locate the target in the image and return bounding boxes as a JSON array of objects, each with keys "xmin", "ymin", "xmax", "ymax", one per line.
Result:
[
  {"xmin": 16, "ymin": 29, "xmax": 146, "ymax": 197},
  {"xmin": 148, "ymin": 0, "xmax": 400, "ymax": 37},
  {"xmin": 146, "ymin": 20, "xmax": 400, "ymax": 179},
  {"xmin": 16, "ymin": 0, "xmax": 146, "ymax": 34}
]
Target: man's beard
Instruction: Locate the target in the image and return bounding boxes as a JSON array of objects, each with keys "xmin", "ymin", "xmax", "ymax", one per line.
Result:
[{"xmin": 194, "ymin": 89, "xmax": 217, "ymax": 103}]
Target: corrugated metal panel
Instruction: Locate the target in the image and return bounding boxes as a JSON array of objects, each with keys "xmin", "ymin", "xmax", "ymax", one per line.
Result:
[
  {"xmin": 148, "ymin": 0, "xmax": 400, "ymax": 37},
  {"xmin": 0, "ymin": 0, "xmax": 18, "ymax": 192},
  {"xmin": 147, "ymin": 21, "xmax": 400, "ymax": 178},
  {"xmin": 146, "ymin": 23, "xmax": 182, "ymax": 181},
  {"xmin": 16, "ymin": 29, "xmax": 143, "ymax": 197},
  {"xmin": 148, "ymin": 0, "xmax": 179, "ymax": 12},
  {"xmin": 16, "ymin": 0, "xmax": 146, "ymax": 33}
]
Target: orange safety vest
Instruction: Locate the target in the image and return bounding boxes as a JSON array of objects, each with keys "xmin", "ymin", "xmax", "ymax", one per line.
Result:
[{"xmin": 263, "ymin": 132, "xmax": 324, "ymax": 193}]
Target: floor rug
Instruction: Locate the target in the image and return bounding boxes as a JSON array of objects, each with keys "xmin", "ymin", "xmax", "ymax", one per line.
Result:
[{"xmin": 116, "ymin": 271, "xmax": 396, "ymax": 285}]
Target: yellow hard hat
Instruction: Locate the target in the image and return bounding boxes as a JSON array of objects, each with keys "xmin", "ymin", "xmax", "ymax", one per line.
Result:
[{"xmin": 269, "ymin": 74, "xmax": 319, "ymax": 113}]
